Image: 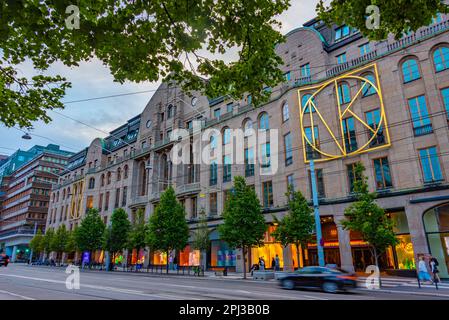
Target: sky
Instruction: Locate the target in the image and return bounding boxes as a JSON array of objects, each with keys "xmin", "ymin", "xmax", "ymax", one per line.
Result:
[{"xmin": 0, "ymin": 0, "xmax": 320, "ymax": 157}]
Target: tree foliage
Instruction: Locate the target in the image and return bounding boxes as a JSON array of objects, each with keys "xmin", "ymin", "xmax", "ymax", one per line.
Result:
[
  {"xmin": 341, "ymin": 162, "xmax": 398, "ymax": 271},
  {"xmin": 271, "ymin": 185, "xmax": 314, "ymax": 269},
  {"xmin": 192, "ymin": 210, "xmax": 211, "ymax": 252},
  {"xmin": 50, "ymin": 224, "xmax": 70, "ymax": 255},
  {"xmin": 317, "ymin": 0, "xmax": 449, "ymax": 40},
  {"xmin": 75, "ymin": 208, "xmax": 105, "ymax": 254},
  {"xmin": 42, "ymin": 228, "xmax": 55, "ymax": 254},
  {"xmin": 0, "ymin": 0, "xmax": 290, "ymax": 128},
  {"xmin": 65, "ymin": 228, "xmax": 78, "ymax": 254},
  {"xmin": 218, "ymin": 176, "xmax": 266, "ymax": 278},
  {"xmin": 29, "ymin": 229, "xmax": 44, "ymax": 255},
  {"xmin": 128, "ymin": 208, "xmax": 148, "ymax": 253},
  {"xmin": 146, "ymin": 187, "xmax": 189, "ymax": 270},
  {"xmin": 103, "ymin": 208, "xmax": 131, "ymax": 255}
]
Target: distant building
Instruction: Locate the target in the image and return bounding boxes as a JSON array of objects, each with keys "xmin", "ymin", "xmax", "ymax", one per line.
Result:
[{"xmin": 0, "ymin": 144, "xmax": 74, "ymax": 261}]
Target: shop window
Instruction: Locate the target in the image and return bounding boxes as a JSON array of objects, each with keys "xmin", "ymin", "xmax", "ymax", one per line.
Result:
[{"xmin": 210, "ymin": 241, "xmax": 236, "ymax": 267}]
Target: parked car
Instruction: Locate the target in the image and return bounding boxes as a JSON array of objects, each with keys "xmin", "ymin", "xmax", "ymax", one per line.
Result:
[
  {"xmin": 278, "ymin": 266, "xmax": 357, "ymax": 293},
  {"xmin": 0, "ymin": 254, "xmax": 10, "ymax": 267}
]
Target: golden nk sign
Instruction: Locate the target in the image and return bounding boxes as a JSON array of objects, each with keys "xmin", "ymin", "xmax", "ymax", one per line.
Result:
[{"xmin": 298, "ymin": 63, "xmax": 391, "ymax": 163}]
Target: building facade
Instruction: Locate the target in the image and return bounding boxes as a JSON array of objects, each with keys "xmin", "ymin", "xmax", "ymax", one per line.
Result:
[
  {"xmin": 0, "ymin": 144, "xmax": 73, "ymax": 261},
  {"xmin": 47, "ymin": 14, "xmax": 449, "ymax": 277}
]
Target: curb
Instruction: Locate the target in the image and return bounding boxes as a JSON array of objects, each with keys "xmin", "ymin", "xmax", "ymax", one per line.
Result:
[{"xmin": 359, "ymin": 288, "xmax": 449, "ymax": 298}]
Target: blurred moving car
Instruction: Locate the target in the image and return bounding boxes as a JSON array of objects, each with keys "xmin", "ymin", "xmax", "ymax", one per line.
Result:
[
  {"xmin": 278, "ymin": 266, "xmax": 357, "ymax": 293},
  {"xmin": 0, "ymin": 254, "xmax": 10, "ymax": 267}
]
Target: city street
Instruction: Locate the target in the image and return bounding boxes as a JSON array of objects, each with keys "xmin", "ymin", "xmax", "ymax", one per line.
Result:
[{"xmin": 0, "ymin": 264, "xmax": 448, "ymax": 300}]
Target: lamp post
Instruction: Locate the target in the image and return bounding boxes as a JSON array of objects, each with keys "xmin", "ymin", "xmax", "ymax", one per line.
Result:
[{"xmin": 310, "ymin": 160, "xmax": 325, "ymax": 267}]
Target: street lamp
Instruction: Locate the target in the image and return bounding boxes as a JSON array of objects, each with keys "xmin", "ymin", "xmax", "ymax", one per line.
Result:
[{"xmin": 22, "ymin": 133, "xmax": 32, "ymax": 140}]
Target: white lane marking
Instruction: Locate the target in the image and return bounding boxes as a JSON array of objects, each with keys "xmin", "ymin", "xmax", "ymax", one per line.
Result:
[
  {"xmin": 0, "ymin": 289, "xmax": 35, "ymax": 300},
  {"xmin": 0, "ymin": 274, "xmax": 199, "ymax": 300}
]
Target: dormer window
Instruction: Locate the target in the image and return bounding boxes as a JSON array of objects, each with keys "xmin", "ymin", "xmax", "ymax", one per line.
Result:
[{"xmin": 335, "ymin": 25, "xmax": 350, "ymax": 41}]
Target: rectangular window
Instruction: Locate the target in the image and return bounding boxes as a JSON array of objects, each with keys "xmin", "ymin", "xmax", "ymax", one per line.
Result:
[
  {"xmin": 115, "ymin": 188, "xmax": 120, "ymax": 208},
  {"xmin": 262, "ymin": 181, "xmax": 274, "ymax": 208},
  {"xmin": 342, "ymin": 117, "xmax": 357, "ymax": 152},
  {"xmin": 365, "ymin": 109, "xmax": 385, "ymax": 146},
  {"xmin": 191, "ymin": 197, "xmax": 197, "ymax": 219},
  {"xmin": 223, "ymin": 155, "xmax": 232, "ymax": 182},
  {"xmin": 347, "ymin": 163, "xmax": 359, "ymax": 193},
  {"xmin": 244, "ymin": 148, "xmax": 255, "ymax": 177},
  {"xmin": 287, "ymin": 174, "xmax": 295, "ymax": 191},
  {"xmin": 284, "ymin": 133, "xmax": 293, "ymax": 166},
  {"xmin": 442, "ymin": 87, "xmax": 449, "ymax": 120},
  {"xmin": 300, "ymin": 63, "xmax": 310, "ymax": 77},
  {"xmin": 337, "ymin": 53, "xmax": 347, "ymax": 64},
  {"xmin": 335, "ymin": 25, "xmax": 350, "ymax": 41},
  {"xmin": 105, "ymin": 191, "xmax": 109, "ymax": 211},
  {"xmin": 209, "ymin": 193, "xmax": 217, "ymax": 216},
  {"xmin": 304, "ymin": 126, "xmax": 320, "ymax": 160},
  {"xmin": 247, "ymin": 95, "xmax": 252, "ymax": 105},
  {"xmin": 214, "ymin": 108, "xmax": 221, "ymax": 119},
  {"xmin": 260, "ymin": 143, "xmax": 271, "ymax": 168},
  {"xmin": 99, "ymin": 193, "xmax": 103, "ymax": 212},
  {"xmin": 122, "ymin": 186, "xmax": 127, "ymax": 206},
  {"xmin": 284, "ymin": 71, "xmax": 291, "ymax": 82},
  {"xmin": 408, "ymin": 95, "xmax": 432, "ymax": 136},
  {"xmin": 86, "ymin": 196, "xmax": 94, "ymax": 212},
  {"xmin": 359, "ymin": 43, "xmax": 370, "ymax": 55},
  {"xmin": 373, "ymin": 157, "xmax": 393, "ymax": 190},
  {"xmin": 419, "ymin": 147, "xmax": 443, "ymax": 183},
  {"xmin": 210, "ymin": 160, "xmax": 218, "ymax": 186},
  {"xmin": 186, "ymin": 121, "xmax": 193, "ymax": 130},
  {"xmin": 226, "ymin": 102, "xmax": 234, "ymax": 113},
  {"xmin": 308, "ymin": 169, "xmax": 325, "ymax": 198}
]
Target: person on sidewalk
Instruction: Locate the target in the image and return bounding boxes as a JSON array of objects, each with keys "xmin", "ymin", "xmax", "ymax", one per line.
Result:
[
  {"xmin": 418, "ymin": 256, "xmax": 433, "ymax": 284},
  {"xmin": 271, "ymin": 257, "xmax": 276, "ymax": 270},
  {"xmin": 275, "ymin": 254, "xmax": 280, "ymax": 271},
  {"xmin": 259, "ymin": 257, "xmax": 265, "ymax": 271},
  {"xmin": 430, "ymin": 256, "xmax": 440, "ymax": 283},
  {"xmin": 168, "ymin": 255, "xmax": 174, "ymax": 271},
  {"xmin": 173, "ymin": 255, "xmax": 178, "ymax": 271}
]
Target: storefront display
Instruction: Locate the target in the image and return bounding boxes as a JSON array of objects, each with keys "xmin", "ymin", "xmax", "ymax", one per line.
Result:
[
  {"xmin": 153, "ymin": 251, "xmax": 167, "ymax": 265},
  {"xmin": 210, "ymin": 241, "xmax": 236, "ymax": 267},
  {"xmin": 179, "ymin": 245, "xmax": 200, "ymax": 266}
]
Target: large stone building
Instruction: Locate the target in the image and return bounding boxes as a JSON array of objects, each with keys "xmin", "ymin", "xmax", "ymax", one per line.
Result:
[
  {"xmin": 47, "ymin": 14, "xmax": 449, "ymax": 277},
  {"xmin": 0, "ymin": 144, "xmax": 73, "ymax": 261}
]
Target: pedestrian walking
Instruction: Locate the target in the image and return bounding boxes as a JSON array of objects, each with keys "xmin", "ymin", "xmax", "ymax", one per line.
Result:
[
  {"xmin": 275, "ymin": 254, "xmax": 280, "ymax": 271},
  {"xmin": 169, "ymin": 254, "xmax": 174, "ymax": 270},
  {"xmin": 259, "ymin": 257, "xmax": 265, "ymax": 271},
  {"xmin": 418, "ymin": 256, "xmax": 433, "ymax": 284},
  {"xmin": 173, "ymin": 255, "xmax": 178, "ymax": 271},
  {"xmin": 430, "ymin": 256, "xmax": 440, "ymax": 283},
  {"xmin": 271, "ymin": 257, "xmax": 276, "ymax": 270}
]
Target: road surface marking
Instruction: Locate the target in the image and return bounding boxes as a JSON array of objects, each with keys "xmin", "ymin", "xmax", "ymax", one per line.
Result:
[{"xmin": 0, "ymin": 289, "xmax": 35, "ymax": 300}]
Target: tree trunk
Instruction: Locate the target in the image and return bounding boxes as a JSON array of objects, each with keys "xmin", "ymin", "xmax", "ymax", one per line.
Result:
[
  {"xmin": 242, "ymin": 247, "xmax": 247, "ymax": 279},
  {"xmin": 296, "ymin": 243, "xmax": 301, "ymax": 271},
  {"xmin": 373, "ymin": 246, "xmax": 382, "ymax": 288},
  {"xmin": 166, "ymin": 250, "xmax": 169, "ymax": 274}
]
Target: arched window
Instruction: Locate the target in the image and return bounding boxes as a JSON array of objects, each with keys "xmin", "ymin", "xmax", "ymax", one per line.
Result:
[
  {"xmin": 101, "ymin": 174, "xmax": 105, "ymax": 187},
  {"xmin": 243, "ymin": 119, "xmax": 253, "ymax": 137},
  {"xmin": 167, "ymin": 104, "xmax": 174, "ymax": 118},
  {"xmin": 301, "ymin": 94, "xmax": 316, "ymax": 113},
  {"xmin": 361, "ymin": 73, "xmax": 376, "ymax": 97},
  {"xmin": 433, "ymin": 46, "xmax": 449, "ymax": 72},
  {"xmin": 88, "ymin": 177, "xmax": 95, "ymax": 189},
  {"xmin": 337, "ymin": 82, "xmax": 351, "ymax": 104},
  {"xmin": 282, "ymin": 102, "xmax": 289, "ymax": 122},
  {"xmin": 402, "ymin": 58, "xmax": 421, "ymax": 82},
  {"xmin": 258, "ymin": 112, "xmax": 269, "ymax": 130},
  {"xmin": 223, "ymin": 127, "xmax": 231, "ymax": 145},
  {"xmin": 117, "ymin": 167, "xmax": 121, "ymax": 181},
  {"xmin": 107, "ymin": 172, "xmax": 111, "ymax": 185},
  {"xmin": 123, "ymin": 165, "xmax": 129, "ymax": 179},
  {"xmin": 210, "ymin": 135, "xmax": 217, "ymax": 149}
]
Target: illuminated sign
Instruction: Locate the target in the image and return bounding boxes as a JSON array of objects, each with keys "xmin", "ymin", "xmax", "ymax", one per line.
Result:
[{"xmin": 298, "ymin": 63, "xmax": 391, "ymax": 163}]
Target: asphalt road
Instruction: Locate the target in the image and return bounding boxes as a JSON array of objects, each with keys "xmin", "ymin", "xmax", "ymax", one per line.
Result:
[{"xmin": 0, "ymin": 264, "xmax": 446, "ymax": 300}]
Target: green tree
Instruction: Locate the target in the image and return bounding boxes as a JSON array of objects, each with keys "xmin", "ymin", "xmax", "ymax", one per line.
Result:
[
  {"xmin": 50, "ymin": 224, "xmax": 70, "ymax": 264},
  {"xmin": 29, "ymin": 229, "xmax": 44, "ymax": 262},
  {"xmin": 128, "ymin": 209, "xmax": 148, "ymax": 265},
  {"xmin": 1, "ymin": 0, "xmax": 291, "ymax": 128},
  {"xmin": 75, "ymin": 208, "xmax": 105, "ymax": 265},
  {"xmin": 42, "ymin": 228, "xmax": 55, "ymax": 261},
  {"xmin": 218, "ymin": 176, "xmax": 267, "ymax": 279},
  {"xmin": 146, "ymin": 187, "xmax": 189, "ymax": 273},
  {"xmin": 341, "ymin": 162, "xmax": 398, "ymax": 286},
  {"xmin": 272, "ymin": 185, "xmax": 315, "ymax": 271},
  {"xmin": 65, "ymin": 229, "xmax": 78, "ymax": 258},
  {"xmin": 317, "ymin": 0, "xmax": 448, "ymax": 41},
  {"xmin": 192, "ymin": 209, "xmax": 211, "ymax": 270},
  {"xmin": 103, "ymin": 208, "xmax": 131, "ymax": 261}
]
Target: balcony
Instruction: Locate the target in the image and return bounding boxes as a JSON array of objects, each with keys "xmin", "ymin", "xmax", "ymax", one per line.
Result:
[
  {"xmin": 129, "ymin": 195, "xmax": 149, "ymax": 207},
  {"xmin": 153, "ymin": 137, "xmax": 176, "ymax": 152},
  {"xmin": 132, "ymin": 146, "xmax": 152, "ymax": 159},
  {"xmin": 176, "ymin": 182, "xmax": 201, "ymax": 196}
]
